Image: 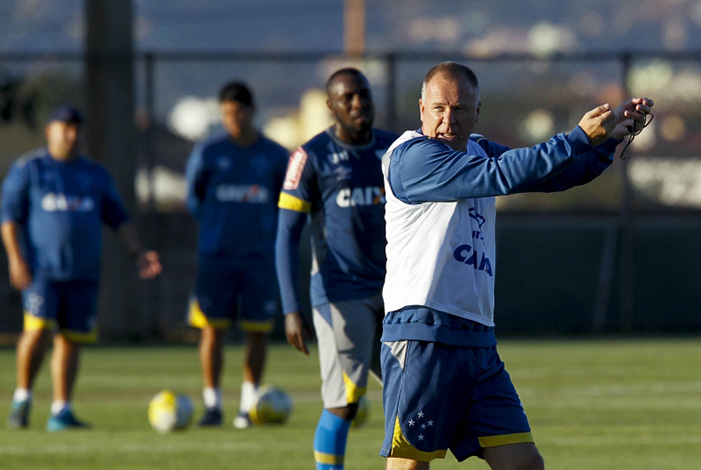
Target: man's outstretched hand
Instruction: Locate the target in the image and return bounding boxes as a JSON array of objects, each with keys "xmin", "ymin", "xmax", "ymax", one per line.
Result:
[{"xmin": 579, "ymin": 97, "xmax": 654, "ymax": 146}]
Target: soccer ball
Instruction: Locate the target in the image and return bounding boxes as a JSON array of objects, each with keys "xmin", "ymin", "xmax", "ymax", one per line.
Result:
[
  {"xmin": 249, "ymin": 386, "xmax": 292, "ymax": 425},
  {"xmin": 148, "ymin": 390, "xmax": 193, "ymax": 433},
  {"xmin": 351, "ymin": 395, "xmax": 370, "ymax": 428}
]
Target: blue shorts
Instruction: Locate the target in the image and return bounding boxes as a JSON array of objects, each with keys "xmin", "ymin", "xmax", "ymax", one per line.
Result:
[
  {"xmin": 380, "ymin": 340, "xmax": 533, "ymax": 462},
  {"xmin": 188, "ymin": 258, "xmax": 279, "ymax": 332},
  {"xmin": 22, "ymin": 277, "xmax": 99, "ymax": 343}
]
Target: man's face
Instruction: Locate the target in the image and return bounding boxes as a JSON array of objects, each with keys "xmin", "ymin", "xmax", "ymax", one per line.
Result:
[
  {"xmin": 221, "ymin": 100, "xmax": 254, "ymax": 140},
  {"xmin": 327, "ymin": 73, "xmax": 375, "ymax": 139},
  {"xmin": 45, "ymin": 121, "xmax": 81, "ymax": 160},
  {"xmin": 420, "ymin": 72, "xmax": 481, "ymax": 151}
]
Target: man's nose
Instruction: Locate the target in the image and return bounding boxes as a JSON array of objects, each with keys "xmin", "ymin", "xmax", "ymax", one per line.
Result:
[
  {"xmin": 443, "ymin": 107, "xmax": 455, "ymax": 125},
  {"xmin": 351, "ymin": 94, "xmax": 366, "ymax": 109}
]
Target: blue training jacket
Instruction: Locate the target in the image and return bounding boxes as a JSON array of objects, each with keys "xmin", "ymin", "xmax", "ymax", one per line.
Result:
[
  {"xmin": 381, "ymin": 126, "xmax": 619, "ymax": 347},
  {"xmin": 1, "ymin": 149, "xmax": 130, "ymax": 281},
  {"xmin": 185, "ymin": 133, "xmax": 289, "ymax": 262},
  {"xmin": 275, "ymin": 127, "xmax": 399, "ymax": 313}
]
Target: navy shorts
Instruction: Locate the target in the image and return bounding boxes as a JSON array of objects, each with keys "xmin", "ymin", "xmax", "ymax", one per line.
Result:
[
  {"xmin": 188, "ymin": 258, "xmax": 279, "ymax": 332},
  {"xmin": 380, "ymin": 340, "xmax": 533, "ymax": 462},
  {"xmin": 22, "ymin": 277, "xmax": 100, "ymax": 343}
]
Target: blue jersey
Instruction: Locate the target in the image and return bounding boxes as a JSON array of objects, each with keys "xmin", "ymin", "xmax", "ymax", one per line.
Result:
[
  {"xmin": 1, "ymin": 149, "xmax": 130, "ymax": 281},
  {"xmin": 276, "ymin": 127, "xmax": 399, "ymax": 312},
  {"xmin": 381, "ymin": 127, "xmax": 619, "ymax": 346},
  {"xmin": 185, "ymin": 133, "xmax": 289, "ymax": 262}
]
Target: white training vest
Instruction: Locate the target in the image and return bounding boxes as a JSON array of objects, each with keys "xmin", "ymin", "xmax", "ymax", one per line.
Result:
[{"xmin": 382, "ymin": 131, "xmax": 496, "ymax": 327}]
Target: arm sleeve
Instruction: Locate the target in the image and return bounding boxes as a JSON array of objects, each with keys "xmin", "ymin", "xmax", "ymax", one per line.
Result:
[
  {"xmin": 275, "ymin": 208, "xmax": 308, "ymax": 314},
  {"xmin": 523, "ymin": 138, "xmax": 617, "ymax": 192},
  {"xmin": 184, "ymin": 145, "xmax": 205, "ymax": 217},
  {"xmin": 394, "ymin": 126, "xmax": 596, "ymax": 203},
  {"xmin": 0, "ymin": 163, "xmax": 30, "ymax": 224},
  {"xmin": 476, "ymin": 127, "xmax": 617, "ymax": 193}
]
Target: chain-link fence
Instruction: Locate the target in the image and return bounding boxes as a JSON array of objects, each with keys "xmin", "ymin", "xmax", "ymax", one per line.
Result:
[{"xmin": 1, "ymin": 51, "xmax": 700, "ymax": 340}]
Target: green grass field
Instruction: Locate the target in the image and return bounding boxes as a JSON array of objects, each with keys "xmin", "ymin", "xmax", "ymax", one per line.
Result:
[{"xmin": 1, "ymin": 338, "xmax": 700, "ymax": 469}]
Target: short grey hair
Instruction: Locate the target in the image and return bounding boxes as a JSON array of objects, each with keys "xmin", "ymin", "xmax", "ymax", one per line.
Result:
[{"xmin": 421, "ymin": 61, "xmax": 480, "ymax": 101}]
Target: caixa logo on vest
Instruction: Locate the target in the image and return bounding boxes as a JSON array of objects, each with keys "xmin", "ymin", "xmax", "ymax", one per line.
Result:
[{"xmin": 453, "ymin": 244, "xmax": 493, "ymax": 276}]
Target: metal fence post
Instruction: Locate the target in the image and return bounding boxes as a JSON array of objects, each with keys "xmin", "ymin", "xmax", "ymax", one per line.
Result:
[
  {"xmin": 619, "ymin": 52, "xmax": 635, "ymax": 331},
  {"xmin": 385, "ymin": 52, "xmax": 396, "ymax": 132}
]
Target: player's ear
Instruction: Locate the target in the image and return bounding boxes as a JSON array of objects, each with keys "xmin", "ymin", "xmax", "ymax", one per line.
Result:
[
  {"xmin": 475, "ymin": 100, "xmax": 482, "ymax": 123},
  {"xmin": 326, "ymin": 99, "xmax": 332, "ymax": 112},
  {"xmin": 419, "ymin": 98, "xmax": 425, "ymax": 123}
]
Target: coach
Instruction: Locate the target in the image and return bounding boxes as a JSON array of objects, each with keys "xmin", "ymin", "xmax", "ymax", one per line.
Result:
[{"xmin": 2, "ymin": 104, "xmax": 161, "ymax": 431}]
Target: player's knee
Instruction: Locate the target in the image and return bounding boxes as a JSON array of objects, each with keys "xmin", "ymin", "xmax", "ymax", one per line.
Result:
[
  {"xmin": 21, "ymin": 328, "xmax": 51, "ymax": 346},
  {"xmin": 386, "ymin": 457, "xmax": 429, "ymax": 470},
  {"xmin": 201, "ymin": 326, "xmax": 226, "ymax": 344},
  {"xmin": 511, "ymin": 445, "xmax": 544, "ymax": 470},
  {"xmin": 246, "ymin": 330, "xmax": 268, "ymax": 344},
  {"xmin": 345, "ymin": 402, "xmax": 359, "ymax": 421},
  {"xmin": 523, "ymin": 448, "xmax": 544, "ymax": 470},
  {"xmin": 485, "ymin": 443, "xmax": 544, "ymax": 470},
  {"xmin": 327, "ymin": 403, "xmax": 358, "ymax": 421}
]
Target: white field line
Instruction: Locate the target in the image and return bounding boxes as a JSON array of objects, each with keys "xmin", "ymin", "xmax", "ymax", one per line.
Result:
[
  {"xmin": 0, "ymin": 439, "xmax": 288, "ymax": 456},
  {"xmin": 517, "ymin": 380, "xmax": 701, "ymax": 399},
  {"xmin": 545, "ymin": 434, "xmax": 701, "ymax": 446}
]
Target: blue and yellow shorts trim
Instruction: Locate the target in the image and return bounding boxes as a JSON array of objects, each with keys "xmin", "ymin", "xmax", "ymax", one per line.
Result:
[
  {"xmin": 20, "ymin": 278, "xmax": 99, "ymax": 344},
  {"xmin": 187, "ymin": 299, "xmax": 233, "ymax": 330},
  {"xmin": 386, "ymin": 416, "xmax": 534, "ymax": 462},
  {"xmin": 239, "ymin": 318, "xmax": 274, "ymax": 334},
  {"xmin": 188, "ymin": 299, "xmax": 274, "ymax": 333},
  {"xmin": 342, "ymin": 371, "xmax": 366, "ymax": 404},
  {"xmin": 24, "ymin": 311, "xmax": 55, "ymax": 332},
  {"xmin": 23, "ymin": 312, "xmax": 98, "ymax": 344},
  {"xmin": 389, "ymin": 416, "xmax": 448, "ymax": 462},
  {"xmin": 380, "ymin": 340, "xmax": 534, "ymax": 462},
  {"xmin": 478, "ymin": 432, "xmax": 534, "ymax": 448}
]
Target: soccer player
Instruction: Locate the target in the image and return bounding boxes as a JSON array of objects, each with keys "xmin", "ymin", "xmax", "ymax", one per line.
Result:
[
  {"xmin": 275, "ymin": 68, "xmax": 398, "ymax": 470},
  {"xmin": 185, "ymin": 81, "xmax": 289, "ymax": 428},
  {"xmin": 380, "ymin": 62, "xmax": 654, "ymax": 469},
  {"xmin": 2, "ymin": 104, "xmax": 162, "ymax": 431}
]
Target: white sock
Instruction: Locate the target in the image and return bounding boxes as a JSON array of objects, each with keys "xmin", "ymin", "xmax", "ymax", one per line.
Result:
[
  {"xmin": 51, "ymin": 401, "xmax": 70, "ymax": 416},
  {"xmin": 203, "ymin": 387, "xmax": 221, "ymax": 410},
  {"xmin": 13, "ymin": 388, "xmax": 31, "ymax": 403},
  {"xmin": 239, "ymin": 381, "xmax": 258, "ymax": 413}
]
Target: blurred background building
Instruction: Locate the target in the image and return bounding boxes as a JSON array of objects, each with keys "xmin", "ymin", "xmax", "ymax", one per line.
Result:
[{"xmin": 1, "ymin": 0, "xmax": 700, "ymax": 340}]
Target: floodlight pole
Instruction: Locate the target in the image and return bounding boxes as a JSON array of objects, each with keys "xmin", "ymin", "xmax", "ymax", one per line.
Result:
[
  {"xmin": 619, "ymin": 53, "xmax": 635, "ymax": 331},
  {"xmin": 344, "ymin": 0, "xmax": 365, "ymax": 57},
  {"xmin": 85, "ymin": 0, "xmax": 144, "ymax": 339}
]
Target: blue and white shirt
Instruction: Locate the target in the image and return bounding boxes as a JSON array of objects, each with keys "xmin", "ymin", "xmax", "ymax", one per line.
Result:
[
  {"xmin": 275, "ymin": 127, "xmax": 399, "ymax": 313},
  {"xmin": 1, "ymin": 149, "xmax": 130, "ymax": 281},
  {"xmin": 185, "ymin": 133, "xmax": 289, "ymax": 263},
  {"xmin": 382, "ymin": 127, "xmax": 618, "ymax": 346}
]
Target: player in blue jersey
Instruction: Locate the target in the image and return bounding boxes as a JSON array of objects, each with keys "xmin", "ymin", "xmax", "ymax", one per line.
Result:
[
  {"xmin": 185, "ymin": 81, "xmax": 289, "ymax": 428},
  {"xmin": 275, "ymin": 68, "xmax": 398, "ymax": 470},
  {"xmin": 2, "ymin": 104, "xmax": 162, "ymax": 431},
  {"xmin": 380, "ymin": 62, "xmax": 654, "ymax": 469}
]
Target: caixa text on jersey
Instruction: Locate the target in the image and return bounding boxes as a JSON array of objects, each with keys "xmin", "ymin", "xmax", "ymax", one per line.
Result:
[
  {"xmin": 453, "ymin": 244, "xmax": 493, "ymax": 276},
  {"xmin": 335, "ymin": 186, "xmax": 385, "ymax": 207}
]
